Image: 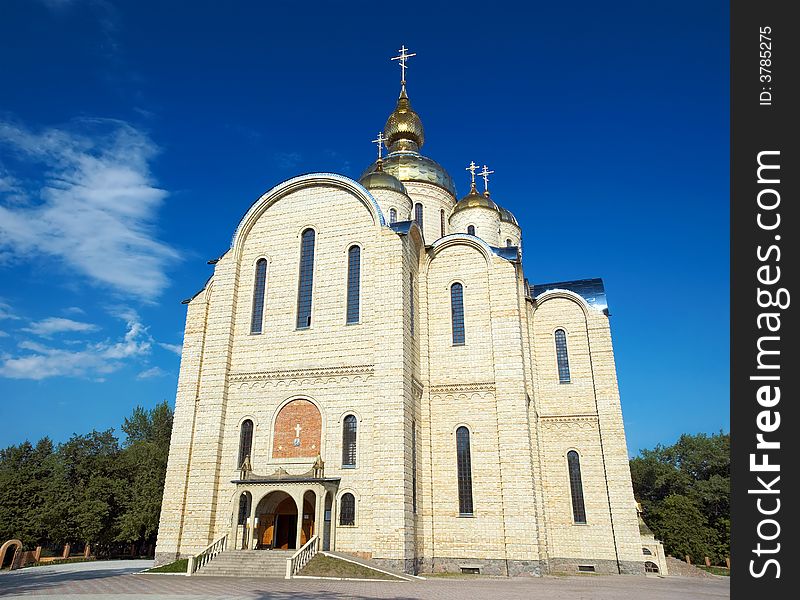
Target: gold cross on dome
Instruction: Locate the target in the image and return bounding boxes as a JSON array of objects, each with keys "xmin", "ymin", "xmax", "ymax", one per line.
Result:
[
  {"xmin": 390, "ymin": 45, "xmax": 416, "ymax": 84},
  {"xmin": 372, "ymin": 132, "xmax": 386, "ymax": 159},
  {"xmin": 466, "ymin": 161, "xmax": 479, "ymax": 185},
  {"xmin": 478, "ymin": 164, "xmax": 494, "ymax": 194}
]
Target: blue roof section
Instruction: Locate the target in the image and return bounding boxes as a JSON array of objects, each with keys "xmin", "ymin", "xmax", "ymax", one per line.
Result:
[
  {"xmin": 490, "ymin": 245, "xmax": 520, "ymax": 262},
  {"xmin": 532, "ymin": 277, "xmax": 609, "ymax": 315}
]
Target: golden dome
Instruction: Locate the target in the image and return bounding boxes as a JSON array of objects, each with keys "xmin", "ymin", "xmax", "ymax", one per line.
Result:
[
  {"xmin": 361, "ymin": 153, "xmax": 456, "ymax": 197},
  {"xmin": 358, "ymin": 160, "xmax": 408, "ymax": 195},
  {"xmin": 383, "ymin": 85, "xmax": 425, "ymax": 152},
  {"xmin": 452, "ymin": 183, "xmax": 499, "ymax": 216}
]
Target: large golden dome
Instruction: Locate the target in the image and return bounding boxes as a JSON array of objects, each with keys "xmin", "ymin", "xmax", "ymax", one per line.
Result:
[
  {"xmin": 358, "ymin": 160, "xmax": 408, "ymax": 195},
  {"xmin": 383, "ymin": 85, "xmax": 425, "ymax": 152}
]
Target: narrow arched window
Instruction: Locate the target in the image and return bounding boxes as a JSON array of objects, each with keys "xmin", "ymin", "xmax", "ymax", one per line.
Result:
[
  {"xmin": 451, "ymin": 282, "xmax": 465, "ymax": 345},
  {"xmin": 567, "ymin": 450, "xmax": 587, "ymax": 524},
  {"xmin": 342, "ymin": 414, "xmax": 357, "ymax": 467},
  {"xmin": 389, "ymin": 208, "xmax": 397, "ymax": 224},
  {"xmin": 237, "ymin": 492, "xmax": 251, "ymax": 525},
  {"xmin": 506, "ymin": 238, "xmax": 512, "ymax": 247},
  {"xmin": 456, "ymin": 426, "xmax": 473, "ymax": 515},
  {"xmin": 296, "ymin": 228, "xmax": 316, "ymax": 329},
  {"xmin": 250, "ymin": 259, "xmax": 268, "ymax": 334},
  {"xmin": 440, "ymin": 209, "xmax": 446, "ymax": 237},
  {"xmin": 340, "ymin": 493, "xmax": 355, "ymax": 526},
  {"xmin": 346, "ymin": 246, "xmax": 361, "ymax": 324},
  {"xmin": 414, "ymin": 203, "xmax": 423, "ymax": 229},
  {"xmin": 409, "ymin": 273, "xmax": 415, "ymax": 337},
  {"xmin": 467, "ymin": 225, "xmax": 475, "ymax": 236},
  {"xmin": 555, "ymin": 328, "xmax": 570, "ymax": 383},
  {"xmin": 238, "ymin": 419, "xmax": 253, "ymax": 469}
]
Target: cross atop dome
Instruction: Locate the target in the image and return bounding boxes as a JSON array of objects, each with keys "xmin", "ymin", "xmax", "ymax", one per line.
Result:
[
  {"xmin": 479, "ymin": 164, "xmax": 494, "ymax": 195},
  {"xmin": 466, "ymin": 161, "xmax": 479, "ymax": 187},
  {"xmin": 372, "ymin": 132, "xmax": 386, "ymax": 160},
  {"xmin": 391, "ymin": 45, "xmax": 416, "ymax": 86}
]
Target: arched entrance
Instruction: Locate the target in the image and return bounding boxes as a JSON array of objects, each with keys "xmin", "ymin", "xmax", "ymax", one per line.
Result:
[
  {"xmin": 0, "ymin": 540, "xmax": 22, "ymax": 570},
  {"xmin": 254, "ymin": 491, "xmax": 298, "ymax": 550}
]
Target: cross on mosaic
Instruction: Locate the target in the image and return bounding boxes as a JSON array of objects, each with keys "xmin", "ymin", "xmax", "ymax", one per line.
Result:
[{"xmin": 154, "ymin": 46, "xmax": 666, "ymax": 577}]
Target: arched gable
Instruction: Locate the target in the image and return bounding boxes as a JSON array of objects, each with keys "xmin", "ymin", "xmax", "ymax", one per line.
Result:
[{"xmin": 230, "ymin": 173, "xmax": 386, "ymax": 261}]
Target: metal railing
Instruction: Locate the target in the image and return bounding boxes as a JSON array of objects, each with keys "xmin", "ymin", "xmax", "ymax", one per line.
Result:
[
  {"xmin": 285, "ymin": 535, "xmax": 319, "ymax": 579},
  {"xmin": 186, "ymin": 534, "xmax": 228, "ymax": 576}
]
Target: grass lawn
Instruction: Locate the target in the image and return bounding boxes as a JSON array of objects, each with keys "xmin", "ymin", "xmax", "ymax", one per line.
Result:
[
  {"xmin": 146, "ymin": 559, "xmax": 188, "ymax": 573},
  {"xmin": 299, "ymin": 554, "xmax": 401, "ymax": 580},
  {"xmin": 696, "ymin": 566, "xmax": 730, "ymax": 577}
]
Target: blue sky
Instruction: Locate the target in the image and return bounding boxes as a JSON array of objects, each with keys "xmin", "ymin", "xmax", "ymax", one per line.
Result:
[{"xmin": 0, "ymin": 1, "xmax": 729, "ymax": 454}]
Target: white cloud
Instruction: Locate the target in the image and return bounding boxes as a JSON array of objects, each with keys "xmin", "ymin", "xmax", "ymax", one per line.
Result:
[
  {"xmin": 63, "ymin": 306, "xmax": 86, "ymax": 316},
  {"xmin": 159, "ymin": 342, "xmax": 182, "ymax": 356},
  {"xmin": 0, "ymin": 331, "xmax": 9, "ymax": 338},
  {"xmin": 0, "ymin": 119, "xmax": 180, "ymax": 300},
  {"xmin": 22, "ymin": 317, "xmax": 99, "ymax": 336},
  {"xmin": 0, "ymin": 300, "xmax": 21, "ymax": 321},
  {"xmin": 136, "ymin": 366, "xmax": 165, "ymax": 380},
  {"xmin": 0, "ymin": 310, "xmax": 152, "ymax": 380}
]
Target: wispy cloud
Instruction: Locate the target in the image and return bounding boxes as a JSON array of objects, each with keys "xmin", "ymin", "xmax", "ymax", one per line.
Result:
[
  {"xmin": 0, "ymin": 301, "xmax": 21, "ymax": 321},
  {"xmin": 136, "ymin": 366, "xmax": 165, "ymax": 380},
  {"xmin": 274, "ymin": 151, "xmax": 302, "ymax": 170},
  {"xmin": 0, "ymin": 119, "xmax": 180, "ymax": 300},
  {"xmin": 22, "ymin": 317, "xmax": 99, "ymax": 337},
  {"xmin": 0, "ymin": 309, "xmax": 151, "ymax": 380},
  {"xmin": 159, "ymin": 342, "xmax": 182, "ymax": 356}
]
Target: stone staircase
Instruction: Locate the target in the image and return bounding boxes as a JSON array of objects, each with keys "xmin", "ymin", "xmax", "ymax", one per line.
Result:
[{"xmin": 195, "ymin": 549, "xmax": 294, "ymax": 578}]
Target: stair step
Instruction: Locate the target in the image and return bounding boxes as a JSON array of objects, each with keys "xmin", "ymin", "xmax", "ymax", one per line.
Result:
[{"xmin": 194, "ymin": 549, "xmax": 296, "ymax": 578}]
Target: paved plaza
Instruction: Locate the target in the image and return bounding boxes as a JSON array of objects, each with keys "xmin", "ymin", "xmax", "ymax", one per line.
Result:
[{"xmin": 0, "ymin": 560, "xmax": 730, "ymax": 599}]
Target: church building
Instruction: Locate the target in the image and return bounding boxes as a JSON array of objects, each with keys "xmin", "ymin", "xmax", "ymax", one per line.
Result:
[{"xmin": 155, "ymin": 48, "xmax": 657, "ymax": 576}]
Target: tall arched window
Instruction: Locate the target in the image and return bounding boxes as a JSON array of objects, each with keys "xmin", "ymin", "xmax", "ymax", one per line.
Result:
[
  {"xmin": 238, "ymin": 419, "xmax": 253, "ymax": 469},
  {"xmin": 440, "ymin": 209, "xmax": 446, "ymax": 237},
  {"xmin": 567, "ymin": 450, "xmax": 587, "ymax": 524},
  {"xmin": 554, "ymin": 328, "xmax": 571, "ymax": 383},
  {"xmin": 342, "ymin": 414, "xmax": 357, "ymax": 467},
  {"xmin": 467, "ymin": 225, "xmax": 476, "ymax": 236},
  {"xmin": 250, "ymin": 259, "xmax": 268, "ymax": 334},
  {"xmin": 451, "ymin": 282, "xmax": 465, "ymax": 345},
  {"xmin": 389, "ymin": 208, "xmax": 397, "ymax": 224},
  {"xmin": 340, "ymin": 493, "xmax": 355, "ymax": 526},
  {"xmin": 346, "ymin": 245, "xmax": 361, "ymax": 324},
  {"xmin": 296, "ymin": 228, "xmax": 316, "ymax": 329},
  {"xmin": 456, "ymin": 426, "xmax": 473, "ymax": 515},
  {"xmin": 414, "ymin": 203, "xmax": 423, "ymax": 229}
]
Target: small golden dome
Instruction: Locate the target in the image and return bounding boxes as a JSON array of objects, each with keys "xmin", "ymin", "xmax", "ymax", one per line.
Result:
[
  {"xmin": 359, "ymin": 160, "xmax": 408, "ymax": 195},
  {"xmin": 452, "ymin": 183, "xmax": 499, "ymax": 216},
  {"xmin": 383, "ymin": 85, "xmax": 425, "ymax": 152}
]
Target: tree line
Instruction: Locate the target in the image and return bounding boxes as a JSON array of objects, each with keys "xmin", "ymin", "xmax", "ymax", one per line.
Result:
[
  {"xmin": 0, "ymin": 402, "xmax": 172, "ymax": 557},
  {"xmin": 630, "ymin": 431, "xmax": 730, "ymax": 564}
]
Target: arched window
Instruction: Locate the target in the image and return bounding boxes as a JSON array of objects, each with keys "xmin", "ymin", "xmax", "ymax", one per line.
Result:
[
  {"xmin": 456, "ymin": 426, "xmax": 473, "ymax": 515},
  {"xmin": 346, "ymin": 245, "xmax": 361, "ymax": 324},
  {"xmin": 414, "ymin": 203, "xmax": 423, "ymax": 229},
  {"xmin": 645, "ymin": 561, "xmax": 659, "ymax": 573},
  {"xmin": 467, "ymin": 225, "xmax": 475, "ymax": 236},
  {"xmin": 440, "ymin": 209, "xmax": 446, "ymax": 237},
  {"xmin": 250, "ymin": 259, "xmax": 268, "ymax": 334},
  {"xmin": 342, "ymin": 414, "xmax": 357, "ymax": 467},
  {"xmin": 340, "ymin": 493, "xmax": 355, "ymax": 526},
  {"xmin": 409, "ymin": 273, "xmax": 415, "ymax": 336},
  {"xmin": 506, "ymin": 238, "xmax": 512, "ymax": 247},
  {"xmin": 567, "ymin": 450, "xmax": 587, "ymax": 524},
  {"xmin": 237, "ymin": 492, "xmax": 251, "ymax": 525},
  {"xmin": 296, "ymin": 228, "xmax": 316, "ymax": 329},
  {"xmin": 451, "ymin": 282, "xmax": 465, "ymax": 345},
  {"xmin": 642, "ymin": 547, "xmax": 653, "ymax": 556},
  {"xmin": 238, "ymin": 419, "xmax": 253, "ymax": 469},
  {"xmin": 389, "ymin": 208, "xmax": 397, "ymax": 224},
  {"xmin": 554, "ymin": 329, "xmax": 571, "ymax": 383}
]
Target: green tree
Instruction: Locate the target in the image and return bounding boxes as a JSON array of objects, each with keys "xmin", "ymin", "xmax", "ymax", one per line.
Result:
[{"xmin": 630, "ymin": 431, "xmax": 730, "ymax": 563}]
